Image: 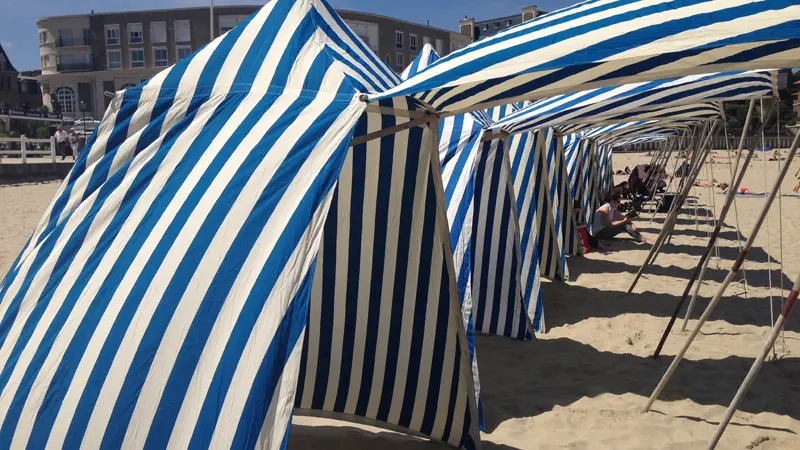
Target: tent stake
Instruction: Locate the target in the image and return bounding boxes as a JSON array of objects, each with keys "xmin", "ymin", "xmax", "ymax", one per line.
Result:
[
  {"xmin": 651, "ymin": 100, "xmax": 770, "ymax": 357},
  {"xmin": 644, "ymin": 129, "xmax": 800, "ymax": 412},
  {"xmin": 706, "ymin": 277, "xmax": 800, "ymax": 450}
]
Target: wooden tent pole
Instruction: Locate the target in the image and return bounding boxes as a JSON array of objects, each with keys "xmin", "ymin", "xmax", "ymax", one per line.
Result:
[
  {"xmin": 645, "ymin": 121, "xmax": 717, "ymax": 266},
  {"xmin": 644, "ymin": 129, "xmax": 800, "ymax": 412},
  {"xmin": 649, "ymin": 134, "xmax": 686, "ymax": 224},
  {"xmin": 627, "ymin": 124, "xmax": 715, "ymax": 293},
  {"xmin": 650, "ymin": 101, "xmax": 771, "ymax": 357},
  {"xmin": 706, "ymin": 274, "xmax": 800, "ymax": 450}
]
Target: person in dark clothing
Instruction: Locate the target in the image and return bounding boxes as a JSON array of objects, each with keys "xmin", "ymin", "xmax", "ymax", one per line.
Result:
[{"xmin": 591, "ymin": 193, "xmax": 650, "ymax": 243}]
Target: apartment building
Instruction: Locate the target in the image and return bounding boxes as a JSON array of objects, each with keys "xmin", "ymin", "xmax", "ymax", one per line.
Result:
[
  {"xmin": 37, "ymin": 5, "xmax": 471, "ymax": 119},
  {"xmin": 458, "ymin": 6, "xmax": 546, "ymax": 42}
]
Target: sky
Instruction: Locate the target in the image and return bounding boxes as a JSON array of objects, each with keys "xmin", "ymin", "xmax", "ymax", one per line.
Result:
[{"xmin": 0, "ymin": 0, "xmax": 573, "ymax": 71}]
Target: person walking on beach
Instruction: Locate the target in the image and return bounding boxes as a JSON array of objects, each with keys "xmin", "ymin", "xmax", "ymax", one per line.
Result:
[
  {"xmin": 591, "ymin": 193, "xmax": 650, "ymax": 243},
  {"xmin": 54, "ymin": 126, "xmax": 68, "ymax": 160}
]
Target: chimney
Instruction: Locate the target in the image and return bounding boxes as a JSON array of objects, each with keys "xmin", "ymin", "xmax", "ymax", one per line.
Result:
[
  {"xmin": 522, "ymin": 5, "xmax": 539, "ymax": 22},
  {"xmin": 459, "ymin": 17, "xmax": 475, "ymax": 41}
]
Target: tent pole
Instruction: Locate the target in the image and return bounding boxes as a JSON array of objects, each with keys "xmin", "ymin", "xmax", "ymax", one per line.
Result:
[
  {"xmin": 647, "ymin": 122, "xmax": 716, "ymax": 265},
  {"xmin": 644, "ymin": 129, "xmax": 800, "ymax": 412},
  {"xmin": 627, "ymin": 121, "xmax": 716, "ymax": 293},
  {"xmin": 706, "ymin": 275, "xmax": 800, "ymax": 450},
  {"xmin": 649, "ymin": 134, "xmax": 686, "ymax": 223},
  {"xmin": 628, "ymin": 121, "xmax": 717, "ymax": 294},
  {"xmin": 350, "ymin": 113, "xmax": 438, "ymax": 146},
  {"xmin": 650, "ymin": 101, "xmax": 768, "ymax": 356}
]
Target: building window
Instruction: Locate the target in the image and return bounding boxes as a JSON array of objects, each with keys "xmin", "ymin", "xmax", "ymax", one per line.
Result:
[
  {"xmin": 105, "ymin": 24, "xmax": 120, "ymax": 45},
  {"xmin": 383, "ymin": 54, "xmax": 390, "ymax": 65},
  {"xmin": 219, "ymin": 17, "xmax": 245, "ymax": 35},
  {"xmin": 174, "ymin": 20, "xmax": 191, "ymax": 43},
  {"xmin": 482, "ymin": 25, "xmax": 488, "ymax": 31},
  {"xmin": 494, "ymin": 22, "xmax": 500, "ymax": 29},
  {"xmin": 38, "ymin": 31, "xmax": 47, "ymax": 45},
  {"xmin": 55, "ymin": 86, "xmax": 76, "ymax": 114},
  {"xmin": 409, "ymin": 34, "xmax": 417, "ymax": 51},
  {"xmin": 130, "ymin": 48, "xmax": 145, "ymax": 68},
  {"xmin": 58, "ymin": 29, "xmax": 73, "ymax": 47},
  {"xmin": 83, "ymin": 28, "xmax": 91, "ymax": 46},
  {"xmin": 176, "ymin": 45, "xmax": 192, "ymax": 60},
  {"xmin": 128, "ymin": 23, "xmax": 143, "ymax": 44},
  {"xmin": 395, "ymin": 31, "xmax": 403, "ymax": 49},
  {"xmin": 153, "ymin": 47, "xmax": 168, "ymax": 67},
  {"xmin": 435, "ymin": 38, "xmax": 444, "ymax": 55},
  {"xmin": 41, "ymin": 55, "xmax": 50, "ymax": 68},
  {"xmin": 107, "ymin": 49, "xmax": 122, "ymax": 69},
  {"xmin": 506, "ymin": 20, "xmax": 513, "ymax": 27},
  {"xmin": 423, "ymin": 36, "xmax": 430, "ymax": 47},
  {"xmin": 395, "ymin": 52, "xmax": 403, "ymax": 68},
  {"xmin": 151, "ymin": 22, "xmax": 167, "ymax": 43},
  {"xmin": 120, "ymin": 83, "xmax": 137, "ymax": 90}
]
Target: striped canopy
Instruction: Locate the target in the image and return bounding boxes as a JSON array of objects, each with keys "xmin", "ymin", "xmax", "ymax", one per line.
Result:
[
  {"xmin": 0, "ymin": 1, "xmax": 481, "ymax": 449},
  {"xmin": 401, "ymin": 43, "xmax": 439, "ymax": 80},
  {"xmin": 491, "ymin": 70, "xmax": 773, "ymax": 135},
  {"xmin": 371, "ymin": 0, "xmax": 797, "ymax": 113}
]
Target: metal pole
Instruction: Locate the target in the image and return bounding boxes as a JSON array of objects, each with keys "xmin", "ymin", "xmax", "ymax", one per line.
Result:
[
  {"xmin": 706, "ymin": 275, "xmax": 800, "ymax": 450},
  {"xmin": 210, "ymin": 0, "xmax": 215, "ymax": 40},
  {"xmin": 644, "ymin": 129, "xmax": 800, "ymax": 412},
  {"xmin": 650, "ymin": 101, "xmax": 771, "ymax": 357}
]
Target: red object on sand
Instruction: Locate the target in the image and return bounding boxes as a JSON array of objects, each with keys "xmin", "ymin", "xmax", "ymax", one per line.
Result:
[
  {"xmin": 578, "ymin": 227, "xmax": 591, "ymax": 254},
  {"xmin": 740, "ymin": 188, "xmax": 748, "ymax": 194}
]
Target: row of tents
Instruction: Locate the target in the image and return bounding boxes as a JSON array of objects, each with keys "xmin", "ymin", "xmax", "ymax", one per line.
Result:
[{"xmin": 0, "ymin": 0, "xmax": 797, "ymax": 448}]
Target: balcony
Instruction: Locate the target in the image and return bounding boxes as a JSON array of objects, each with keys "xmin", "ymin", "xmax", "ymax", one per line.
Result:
[
  {"xmin": 56, "ymin": 36, "xmax": 91, "ymax": 48},
  {"xmin": 57, "ymin": 61, "xmax": 93, "ymax": 72}
]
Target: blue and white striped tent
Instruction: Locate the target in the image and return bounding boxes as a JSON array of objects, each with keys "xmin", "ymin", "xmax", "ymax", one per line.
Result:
[
  {"xmin": 371, "ymin": 0, "xmax": 799, "ymax": 112},
  {"xmin": 404, "ymin": 47, "xmax": 544, "ymax": 333},
  {"xmin": 3, "ymin": 0, "xmax": 799, "ymax": 448},
  {"xmin": 488, "ymin": 70, "xmax": 774, "ymax": 261},
  {"xmin": 491, "ymin": 71, "xmax": 774, "ymax": 135},
  {"xmin": 0, "ymin": 1, "xmax": 481, "ymax": 448}
]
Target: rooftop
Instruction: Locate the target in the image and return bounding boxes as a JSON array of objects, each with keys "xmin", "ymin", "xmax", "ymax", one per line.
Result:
[{"xmin": 37, "ymin": 5, "xmax": 460, "ymax": 34}]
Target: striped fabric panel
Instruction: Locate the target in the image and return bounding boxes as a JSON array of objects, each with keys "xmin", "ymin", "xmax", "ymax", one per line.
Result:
[
  {"xmin": 0, "ymin": 1, "xmax": 481, "ymax": 449},
  {"xmin": 296, "ymin": 99, "xmax": 480, "ymax": 448},
  {"xmin": 506, "ymin": 132, "xmax": 555, "ymax": 332},
  {"xmin": 564, "ymin": 134, "xmax": 587, "ymax": 223},
  {"xmin": 543, "ymin": 128, "xmax": 576, "ymax": 271},
  {"xmin": 437, "ymin": 113, "xmax": 486, "ymax": 431},
  {"xmin": 401, "ymin": 44, "xmax": 439, "ymax": 80},
  {"xmin": 471, "ymin": 139, "xmax": 532, "ymax": 339},
  {"xmin": 507, "ymin": 132, "xmax": 565, "ymax": 283},
  {"xmin": 0, "ymin": 1, "xmax": 378, "ymax": 448},
  {"xmin": 371, "ymin": 0, "xmax": 800, "ymax": 112},
  {"xmin": 492, "ymin": 71, "xmax": 771, "ymax": 135},
  {"xmin": 581, "ymin": 142, "xmax": 602, "ymax": 235}
]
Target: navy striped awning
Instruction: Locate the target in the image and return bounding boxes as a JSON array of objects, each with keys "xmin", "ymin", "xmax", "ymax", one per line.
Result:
[
  {"xmin": 491, "ymin": 70, "xmax": 772, "ymax": 135},
  {"xmin": 370, "ymin": 0, "xmax": 797, "ymax": 113}
]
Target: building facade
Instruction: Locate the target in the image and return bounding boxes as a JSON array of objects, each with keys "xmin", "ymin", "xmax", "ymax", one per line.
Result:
[
  {"xmin": 0, "ymin": 43, "xmax": 42, "ymax": 110},
  {"xmin": 38, "ymin": 6, "xmax": 471, "ymax": 119},
  {"xmin": 458, "ymin": 6, "xmax": 546, "ymax": 42}
]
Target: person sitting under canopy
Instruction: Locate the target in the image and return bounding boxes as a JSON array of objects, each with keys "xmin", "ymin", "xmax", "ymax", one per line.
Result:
[{"xmin": 592, "ymin": 193, "xmax": 651, "ymax": 244}]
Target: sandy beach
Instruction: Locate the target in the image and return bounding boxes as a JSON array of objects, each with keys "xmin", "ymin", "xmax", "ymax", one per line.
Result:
[{"xmin": 1, "ymin": 150, "xmax": 798, "ymax": 449}]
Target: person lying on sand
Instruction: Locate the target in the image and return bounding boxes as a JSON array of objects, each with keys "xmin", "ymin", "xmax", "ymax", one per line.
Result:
[{"xmin": 591, "ymin": 193, "xmax": 651, "ymax": 244}]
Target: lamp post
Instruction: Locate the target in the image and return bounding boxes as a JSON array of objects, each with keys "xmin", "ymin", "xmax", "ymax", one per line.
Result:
[{"xmin": 210, "ymin": 0, "xmax": 215, "ymax": 40}]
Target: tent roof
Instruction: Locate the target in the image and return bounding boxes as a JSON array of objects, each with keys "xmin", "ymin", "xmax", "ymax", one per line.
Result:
[
  {"xmin": 370, "ymin": 0, "xmax": 799, "ymax": 114},
  {"xmin": 491, "ymin": 70, "xmax": 772, "ymax": 135}
]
